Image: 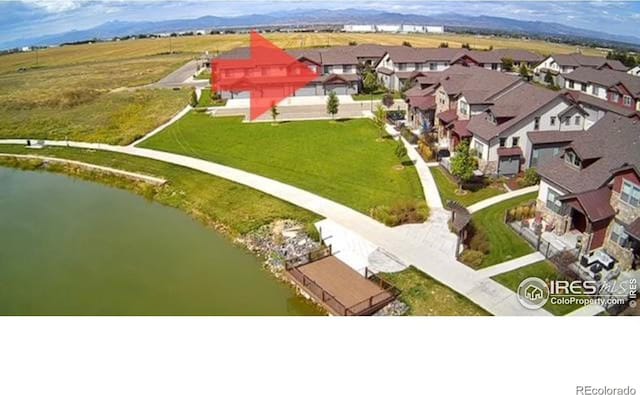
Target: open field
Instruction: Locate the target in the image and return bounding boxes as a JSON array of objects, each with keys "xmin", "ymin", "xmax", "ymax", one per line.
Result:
[
  {"xmin": 381, "ymin": 267, "xmax": 489, "ymax": 316},
  {"xmin": 0, "ymin": 32, "xmax": 607, "ymax": 144},
  {"xmin": 0, "ymin": 32, "xmax": 606, "ymax": 74},
  {"xmin": 492, "ymin": 260, "xmax": 586, "ymax": 315},
  {"xmin": 0, "ymin": 144, "xmax": 320, "ymax": 236},
  {"xmin": 139, "ymin": 113, "xmax": 425, "ymax": 214},
  {"xmin": 430, "ymin": 166, "xmax": 505, "ymax": 207},
  {"xmin": 470, "ymin": 192, "xmax": 537, "ymax": 268}
]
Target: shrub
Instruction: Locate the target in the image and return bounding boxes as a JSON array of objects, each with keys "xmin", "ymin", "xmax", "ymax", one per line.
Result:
[
  {"xmin": 418, "ymin": 140, "xmax": 434, "ymax": 161},
  {"xmin": 382, "ymin": 93, "xmax": 395, "ymax": 108},
  {"xmin": 521, "ymin": 168, "xmax": 540, "ymax": 187},
  {"xmin": 395, "ymin": 142, "xmax": 408, "ymax": 159},
  {"xmin": 460, "ymin": 249, "xmax": 485, "ymax": 268},
  {"xmin": 515, "ymin": 206, "xmax": 524, "ymax": 220},
  {"xmin": 371, "ymin": 200, "xmax": 429, "ymax": 226},
  {"xmin": 469, "ymin": 230, "xmax": 490, "ymax": 255},
  {"xmin": 509, "ymin": 208, "xmax": 517, "ymax": 219}
]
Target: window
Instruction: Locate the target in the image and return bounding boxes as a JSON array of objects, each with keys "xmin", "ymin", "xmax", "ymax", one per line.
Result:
[
  {"xmin": 568, "ymin": 80, "xmax": 575, "ymax": 89},
  {"xmin": 474, "ymin": 141, "xmax": 484, "ymax": 159},
  {"xmin": 399, "ymin": 63, "xmax": 407, "ymax": 71},
  {"xmin": 534, "ymin": 117, "xmax": 540, "ymax": 130},
  {"xmin": 564, "ymin": 150, "xmax": 581, "ymax": 168},
  {"xmin": 546, "ymin": 188, "xmax": 563, "ymax": 214},
  {"xmin": 623, "ymin": 95, "xmax": 633, "ymax": 106},
  {"xmin": 591, "ymin": 85, "xmax": 598, "ymax": 95},
  {"xmin": 511, "ymin": 137, "xmax": 519, "ymax": 147},
  {"xmin": 323, "ymin": 65, "xmax": 330, "ymax": 74},
  {"xmin": 580, "ymin": 83, "xmax": 587, "ymax": 92},
  {"xmin": 611, "ymin": 92, "xmax": 619, "ymax": 102},
  {"xmin": 499, "ymin": 138, "xmax": 506, "ymax": 147},
  {"xmin": 550, "ymin": 116, "xmax": 556, "ymax": 126},
  {"xmin": 621, "ymin": 180, "xmax": 640, "ymax": 207},
  {"xmin": 429, "ymin": 63, "xmax": 437, "ymax": 71},
  {"xmin": 564, "ymin": 117, "xmax": 571, "ymax": 126},
  {"xmin": 574, "ymin": 115, "xmax": 581, "ymax": 125},
  {"xmin": 610, "ymin": 222, "xmax": 628, "ymax": 247},
  {"xmin": 491, "ymin": 63, "xmax": 498, "ymax": 70}
]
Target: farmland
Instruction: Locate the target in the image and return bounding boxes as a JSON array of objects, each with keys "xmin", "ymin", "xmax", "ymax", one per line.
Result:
[{"xmin": 0, "ymin": 32, "xmax": 608, "ymax": 145}]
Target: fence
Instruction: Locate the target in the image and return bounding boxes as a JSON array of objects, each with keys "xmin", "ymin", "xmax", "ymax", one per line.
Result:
[
  {"xmin": 508, "ymin": 220, "xmax": 579, "ymax": 262},
  {"xmin": 284, "ymin": 245, "xmax": 332, "ymax": 271},
  {"xmin": 286, "ymin": 265, "xmax": 351, "ymax": 315}
]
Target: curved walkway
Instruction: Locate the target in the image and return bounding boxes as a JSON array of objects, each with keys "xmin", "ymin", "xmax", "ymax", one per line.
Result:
[
  {"xmin": 467, "ymin": 185, "xmax": 539, "ymax": 214},
  {"xmin": 0, "ymin": 138, "xmax": 548, "ymax": 316}
]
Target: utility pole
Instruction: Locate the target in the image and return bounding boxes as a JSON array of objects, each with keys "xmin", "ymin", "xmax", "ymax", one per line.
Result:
[{"xmin": 35, "ymin": 47, "xmax": 38, "ymax": 66}]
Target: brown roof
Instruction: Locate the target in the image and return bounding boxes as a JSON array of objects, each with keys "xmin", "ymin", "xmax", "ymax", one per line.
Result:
[
  {"xmin": 468, "ymin": 83, "xmax": 561, "ymax": 141},
  {"xmin": 457, "ymin": 49, "xmax": 543, "ymax": 64},
  {"xmin": 381, "ymin": 46, "xmax": 465, "ymax": 64},
  {"xmin": 408, "ymin": 95, "xmax": 436, "ymax": 110},
  {"xmin": 563, "ymin": 90, "xmax": 639, "ymax": 118},
  {"xmin": 438, "ymin": 109, "xmax": 458, "ymax": 124},
  {"xmin": 551, "ymin": 53, "xmax": 627, "ymax": 71},
  {"xmin": 451, "ymin": 120, "xmax": 471, "ymax": 137},
  {"xmin": 537, "ymin": 113, "xmax": 640, "ymax": 193},
  {"xmin": 627, "ymin": 217, "xmax": 640, "ymax": 240},
  {"xmin": 560, "ymin": 187, "xmax": 615, "ymax": 222},
  {"xmin": 497, "ymin": 147, "xmax": 523, "ymax": 157},
  {"xmin": 435, "ymin": 65, "xmax": 522, "ymax": 103},
  {"xmin": 527, "ymin": 130, "xmax": 585, "ymax": 145},
  {"xmin": 564, "ymin": 67, "xmax": 640, "ymax": 98}
]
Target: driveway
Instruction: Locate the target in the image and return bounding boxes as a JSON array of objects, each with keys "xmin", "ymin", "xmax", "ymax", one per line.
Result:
[{"xmin": 153, "ymin": 60, "xmax": 208, "ymax": 89}]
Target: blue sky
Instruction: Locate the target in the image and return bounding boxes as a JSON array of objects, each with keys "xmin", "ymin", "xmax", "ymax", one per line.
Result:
[{"xmin": 1, "ymin": 0, "xmax": 639, "ymax": 44}]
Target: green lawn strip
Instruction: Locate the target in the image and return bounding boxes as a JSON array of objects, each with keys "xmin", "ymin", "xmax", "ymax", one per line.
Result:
[
  {"xmin": 380, "ymin": 267, "xmax": 490, "ymax": 316},
  {"xmin": 0, "ymin": 145, "xmax": 320, "ymax": 236},
  {"xmin": 430, "ymin": 166, "xmax": 505, "ymax": 207},
  {"xmin": 139, "ymin": 113, "xmax": 425, "ymax": 215},
  {"xmin": 195, "ymin": 70, "xmax": 211, "ymax": 80},
  {"xmin": 351, "ymin": 92, "xmax": 403, "ymax": 101},
  {"xmin": 197, "ymin": 88, "xmax": 226, "ymax": 107},
  {"xmin": 470, "ymin": 192, "xmax": 537, "ymax": 268},
  {"xmin": 492, "ymin": 260, "xmax": 586, "ymax": 315}
]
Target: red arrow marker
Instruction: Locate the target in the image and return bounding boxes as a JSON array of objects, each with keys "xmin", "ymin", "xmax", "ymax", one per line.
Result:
[{"xmin": 212, "ymin": 32, "xmax": 320, "ymax": 120}]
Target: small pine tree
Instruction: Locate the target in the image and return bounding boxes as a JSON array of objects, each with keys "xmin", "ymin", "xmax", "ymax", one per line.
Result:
[
  {"xmin": 544, "ymin": 71, "xmax": 554, "ymax": 85},
  {"xmin": 518, "ymin": 63, "xmax": 530, "ymax": 79},
  {"xmin": 363, "ymin": 71, "xmax": 379, "ymax": 94},
  {"xmin": 326, "ymin": 91, "xmax": 339, "ymax": 119},
  {"xmin": 190, "ymin": 89, "xmax": 198, "ymax": 107},
  {"xmin": 270, "ymin": 103, "xmax": 279, "ymax": 122},
  {"xmin": 439, "ymin": 42, "xmax": 449, "ymax": 48},
  {"xmin": 450, "ymin": 140, "xmax": 477, "ymax": 191},
  {"xmin": 374, "ymin": 104, "xmax": 387, "ymax": 138},
  {"xmin": 501, "ymin": 57, "xmax": 514, "ymax": 72}
]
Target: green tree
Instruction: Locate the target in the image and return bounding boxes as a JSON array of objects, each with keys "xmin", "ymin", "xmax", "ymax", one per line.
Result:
[
  {"xmin": 374, "ymin": 104, "xmax": 387, "ymax": 138},
  {"xmin": 461, "ymin": 43, "xmax": 471, "ymax": 50},
  {"xmin": 270, "ymin": 103, "xmax": 279, "ymax": 122},
  {"xmin": 382, "ymin": 93, "xmax": 395, "ymax": 108},
  {"xmin": 395, "ymin": 141, "xmax": 407, "ymax": 159},
  {"xmin": 544, "ymin": 71, "xmax": 554, "ymax": 85},
  {"xmin": 501, "ymin": 57, "xmax": 514, "ymax": 72},
  {"xmin": 326, "ymin": 91, "xmax": 339, "ymax": 119},
  {"xmin": 363, "ymin": 71, "xmax": 379, "ymax": 94},
  {"xmin": 518, "ymin": 63, "xmax": 530, "ymax": 79},
  {"xmin": 450, "ymin": 140, "xmax": 477, "ymax": 191},
  {"xmin": 402, "ymin": 41, "xmax": 412, "ymax": 47},
  {"xmin": 190, "ymin": 89, "xmax": 198, "ymax": 107},
  {"xmin": 439, "ymin": 42, "xmax": 449, "ymax": 48}
]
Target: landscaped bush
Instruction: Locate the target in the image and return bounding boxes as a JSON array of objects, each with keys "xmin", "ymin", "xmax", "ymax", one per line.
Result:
[
  {"xmin": 519, "ymin": 168, "xmax": 540, "ymax": 187},
  {"xmin": 400, "ymin": 127, "xmax": 418, "ymax": 144},
  {"xmin": 417, "ymin": 140, "xmax": 435, "ymax": 161},
  {"xmin": 469, "ymin": 228, "xmax": 490, "ymax": 255},
  {"xmin": 371, "ymin": 200, "xmax": 429, "ymax": 226},
  {"xmin": 460, "ymin": 249, "xmax": 485, "ymax": 268}
]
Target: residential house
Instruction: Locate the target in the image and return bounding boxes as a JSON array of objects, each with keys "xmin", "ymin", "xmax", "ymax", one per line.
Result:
[
  {"xmin": 536, "ymin": 114, "xmax": 640, "ymax": 270},
  {"xmin": 450, "ymin": 49, "xmax": 543, "ymax": 71},
  {"xmin": 563, "ymin": 67, "xmax": 640, "ymax": 112},
  {"xmin": 533, "ymin": 53, "xmax": 627, "ymax": 86},
  {"xmin": 629, "ymin": 65, "xmax": 640, "ymax": 77},
  {"xmin": 466, "ymin": 83, "xmax": 588, "ymax": 176}
]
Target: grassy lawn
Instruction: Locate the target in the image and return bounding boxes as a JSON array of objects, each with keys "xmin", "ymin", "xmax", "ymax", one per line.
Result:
[
  {"xmin": 139, "ymin": 113, "xmax": 425, "ymax": 215},
  {"xmin": 351, "ymin": 92, "xmax": 402, "ymax": 101},
  {"xmin": 0, "ymin": 145, "xmax": 319, "ymax": 236},
  {"xmin": 197, "ymin": 88, "xmax": 226, "ymax": 107},
  {"xmin": 381, "ymin": 267, "xmax": 489, "ymax": 316},
  {"xmin": 492, "ymin": 260, "xmax": 586, "ymax": 316},
  {"xmin": 195, "ymin": 70, "xmax": 211, "ymax": 80},
  {"xmin": 430, "ymin": 166, "xmax": 505, "ymax": 207},
  {"xmin": 470, "ymin": 192, "xmax": 537, "ymax": 268}
]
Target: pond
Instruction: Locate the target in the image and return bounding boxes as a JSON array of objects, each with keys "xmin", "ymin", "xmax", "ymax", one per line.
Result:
[{"xmin": 0, "ymin": 167, "xmax": 321, "ymax": 315}]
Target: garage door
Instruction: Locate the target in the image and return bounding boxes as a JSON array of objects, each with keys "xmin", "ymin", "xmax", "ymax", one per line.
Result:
[
  {"xmin": 230, "ymin": 90, "xmax": 250, "ymax": 99},
  {"xmin": 295, "ymin": 85, "xmax": 318, "ymax": 96},
  {"xmin": 325, "ymin": 84, "xmax": 348, "ymax": 95},
  {"xmin": 498, "ymin": 156, "xmax": 520, "ymax": 176}
]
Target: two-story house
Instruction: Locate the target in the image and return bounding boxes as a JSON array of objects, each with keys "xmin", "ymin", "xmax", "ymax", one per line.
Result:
[
  {"xmin": 450, "ymin": 49, "xmax": 543, "ymax": 71},
  {"xmin": 563, "ymin": 67, "xmax": 640, "ymax": 113},
  {"xmin": 536, "ymin": 114, "xmax": 640, "ymax": 270},
  {"xmin": 466, "ymin": 83, "xmax": 588, "ymax": 175},
  {"xmin": 533, "ymin": 53, "xmax": 627, "ymax": 87}
]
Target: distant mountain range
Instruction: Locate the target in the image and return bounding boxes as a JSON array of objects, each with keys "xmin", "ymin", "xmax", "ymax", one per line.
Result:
[{"xmin": 3, "ymin": 9, "xmax": 639, "ymax": 50}]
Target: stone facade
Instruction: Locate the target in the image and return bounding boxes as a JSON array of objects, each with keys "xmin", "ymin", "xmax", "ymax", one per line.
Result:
[
  {"xmin": 535, "ymin": 199, "xmax": 570, "ymax": 235},
  {"xmin": 603, "ymin": 191, "xmax": 640, "ymax": 270}
]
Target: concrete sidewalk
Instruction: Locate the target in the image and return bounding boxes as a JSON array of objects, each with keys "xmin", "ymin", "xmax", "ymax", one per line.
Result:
[
  {"xmin": 0, "ymin": 139, "xmax": 549, "ymax": 316},
  {"xmin": 476, "ymin": 252, "xmax": 545, "ymax": 278},
  {"xmin": 467, "ymin": 185, "xmax": 539, "ymax": 214}
]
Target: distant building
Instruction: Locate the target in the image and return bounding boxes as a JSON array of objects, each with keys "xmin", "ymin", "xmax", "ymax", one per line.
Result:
[
  {"xmin": 21, "ymin": 46, "xmax": 31, "ymax": 52},
  {"xmin": 426, "ymin": 26, "xmax": 445, "ymax": 33},
  {"xmin": 400, "ymin": 25, "xmax": 425, "ymax": 33},
  {"xmin": 343, "ymin": 25, "xmax": 375, "ymax": 33},
  {"xmin": 628, "ymin": 65, "xmax": 640, "ymax": 77},
  {"xmin": 376, "ymin": 24, "xmax": 402, "ymax": 33}
]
